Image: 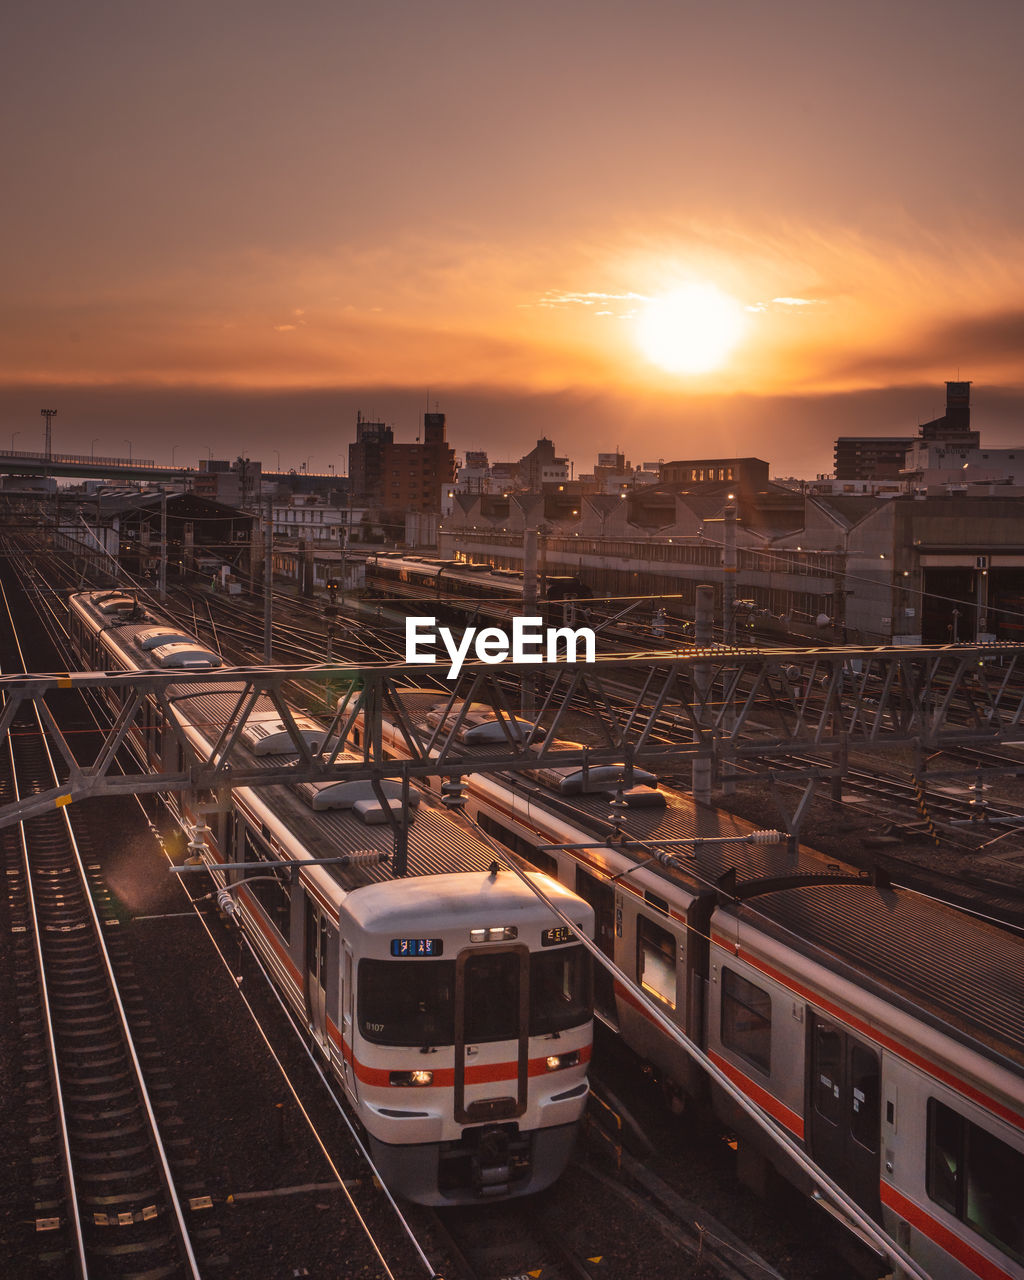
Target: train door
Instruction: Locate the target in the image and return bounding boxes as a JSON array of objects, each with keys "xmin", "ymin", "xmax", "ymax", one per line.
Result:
[
  {"xmin": 806, "ymin": 1012, "xmax": 881, "ymax": 1218},
  {"xmin": 575, "ymin": 870, "xmax": 618, "ymax": 1026},
  {"xmin": 454, "ymin": 947, "xmax": 529, "ymax": 1124},
  {"xmin": 305, "ymin": 901, "xmax": 334, "ymax": 1053}
]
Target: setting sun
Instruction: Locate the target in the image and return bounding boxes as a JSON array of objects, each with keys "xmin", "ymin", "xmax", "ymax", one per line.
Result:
[{"xmin": 635, "ymin": 282, "xmax": 748, "ymax": 375}]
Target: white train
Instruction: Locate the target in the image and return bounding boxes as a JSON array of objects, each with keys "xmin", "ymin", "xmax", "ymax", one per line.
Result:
[
  {"xmin": 67, "ymin": 591, "xmax": 595, "ymax": 1205},
  {"xmin": 356, "ymin": 690, "xmax": 1024, "ymax": 1280}
]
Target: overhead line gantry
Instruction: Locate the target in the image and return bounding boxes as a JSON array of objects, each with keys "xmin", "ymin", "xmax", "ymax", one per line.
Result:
[{"xmin": 3, "ymin": 641, "xmax": 1024, "ymax": 835}]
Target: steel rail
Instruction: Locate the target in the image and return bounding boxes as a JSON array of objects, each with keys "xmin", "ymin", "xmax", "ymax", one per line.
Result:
[
  {"xmin": 3, "ymin": 684, "xmax": 89, "ymax": 1276},
  {"xmin": 0, "ymin": 576, "xmax": 203, "ymax": 1280}
]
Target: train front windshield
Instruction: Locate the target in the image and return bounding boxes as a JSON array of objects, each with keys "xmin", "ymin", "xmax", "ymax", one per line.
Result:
[{"xmin": 359, "ymin": 946, "xmax": 591, "ymax": 1047}]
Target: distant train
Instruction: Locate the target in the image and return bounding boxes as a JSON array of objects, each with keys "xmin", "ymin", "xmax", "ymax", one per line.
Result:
[
  {"xmin": 354, "ymin": 691, "xmax": 1024, "ymax": 1280},
  {"xmin": 67, "ymin": 590, "xmax": 595, "ymax": 1206},
  {"xmin": 364, "ymin": 554, "xmax": 591, "ymax": 623}
]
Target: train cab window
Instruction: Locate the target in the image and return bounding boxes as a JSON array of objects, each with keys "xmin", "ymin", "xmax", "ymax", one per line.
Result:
[
  {"xmin": 359, "ymin": 959, "xmax": 455, "ymax": 1046},
  {"xmin": 638, "ymin": 915, "xmax": 676, "ymax": 1009},
  {"xmin": 530, "ymin": 945, "xmax": 592, "ymax": 1035},
  {"xmin": 927, "ymin": 1099, "xmax": 1024, "ymax": 1263},
  {"xmin": 464, "ymin": 952, "xmax": 522, "ymax": 1043},
  {"xmin": 721, "ymin": 967, "xmax": 771, "ymax": 1074}
]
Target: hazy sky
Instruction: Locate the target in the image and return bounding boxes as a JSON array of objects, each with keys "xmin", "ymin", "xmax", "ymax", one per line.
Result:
[{"xmin": 3, "ymin": 0, "xmax": 1023, "ymax": 474}]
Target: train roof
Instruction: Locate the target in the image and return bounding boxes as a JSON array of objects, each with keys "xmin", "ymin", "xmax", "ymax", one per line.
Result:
[
  {"xmin": 166, "ymin": 684, "xmax": 512, "ymax": 886},
  {"xmin": 343, "ymin": 869, "xmax": 590, "ymax": 935},
  {"xmin": 388, "ymin": 691, "xmax": 1024, "ymax": 1071},
  {"xmin": 70, "ymin": 595, "xmax": 524, "ymax": 890},
  {"xmin": 530, "ymin": 769, "xmax": 1023, "ymax": 1068},
  {"xmin": 369, "ymin": 555, "xmax": 520, "ymax": 585},
  {"xmin": 734, "ymin": 881, "xmax": 1024, "ymax": 1071}
]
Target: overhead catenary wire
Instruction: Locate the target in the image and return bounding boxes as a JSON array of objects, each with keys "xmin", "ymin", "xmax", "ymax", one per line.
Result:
[
  {"xmin": 5, "ymin": 545, "xmax": 442, "ymax": 1280},
  {"xmin": 454, "ymin": 804, "xmax": 933, "ymax": 1280}
]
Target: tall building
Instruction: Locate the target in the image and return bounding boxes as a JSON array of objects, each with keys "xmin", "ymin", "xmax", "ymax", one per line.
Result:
[
  {"xmin": 834, "ymin": 382, "xmax": 978, "ymax": 480},
  {"xmin": 918, "ymin": 381, "xmax": 978, "ymax": 445},
  {"xmin": 193, "ymin": 457, "xmax": 262, "ymax": 508},
  {"xmin": 833, "ymin": 437, "xmax": 915, "ymax": 481},
  {"xmin": 348, "ymin": 411, "xmax": 456, "ymax": 513},
  {"xmin": 348, "ymin": 414, "xmax": 393, "ymax": 504}
]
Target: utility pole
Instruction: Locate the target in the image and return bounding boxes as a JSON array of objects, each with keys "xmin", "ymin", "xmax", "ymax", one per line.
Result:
[
  {"xmin": 522, "ymin": 527, "xmax": 538, "ymax": 717},
  {"xmin": 722, "ymin": 498, "xmax": 737, "ymax": 795},
  {"xmin": 264, "ymin": 495, "xmax": 273, "ymax": 662},
  {"xmin": 723, "ymin": 497, "xmax": 737, "ymax": 645},
  {"xmin": 340, "ymin": 487, "xmax": 350, "ymax": 613},
  {"xmin": 976, "ymin": 557, "xmax": 989, "ymax": 641},
  {"xmin": 159, "ymin": 489, "xmax": 167, "ymax": 601},
  {"xmin": 692, "ymin": 584, "xmax": 714, "ymax": 805}
]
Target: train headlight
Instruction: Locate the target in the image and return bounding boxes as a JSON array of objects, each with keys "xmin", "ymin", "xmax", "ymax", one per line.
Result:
[
  {"xmin": 545, "ymin": 1050, "xmax": 580, "ymax": 1072},
  {"xmin": 470, "ymin": 926, "xmax": 518, "ymax": 943},
  {"xmin": 389, "ymin": 1070, "xmax": 434, "ymax": 1087}
]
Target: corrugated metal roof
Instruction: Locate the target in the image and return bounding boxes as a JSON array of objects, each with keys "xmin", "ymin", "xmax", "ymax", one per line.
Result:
[
  {"xmin": 161, "ymin": 686, "xmax": 501, "ymax": 889},
  {"xmin": 416, "ymin": 719, "xmax": 1024, "ymax": 1069}
]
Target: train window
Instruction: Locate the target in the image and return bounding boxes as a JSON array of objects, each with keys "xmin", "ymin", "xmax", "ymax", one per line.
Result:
[
  {"xmin": 464, "ymin": 952, "xmax": 522, "ymax": 1043},
  {"xmin": 927, "ymin": 1099, "xmax": 1024, "ymax": 1263},
  {"xmin": 849, "ymin": 1043, "xmax": 880, "ymax": 1152},
  {"xmin": 529, "ymin": 946, "xmax": 592, "ymax": 1035},
  {"xmin": 638, "ymin": 915, "xmax": 676, "ymax": 1009},
  {"xmin": 240, "ymin": 826, "xmax": 291, "ymax": 941},
  {"xmin": 721, "ymin": 968, "xmax": 771, "ymax": 1074},
  {"xmin": 812, "ymin": 1022, "xmax": 843, "ymax": 1124},
  {"xmin": 359, "ymin": 959, "xmax": 455, "ymax": 1046}
]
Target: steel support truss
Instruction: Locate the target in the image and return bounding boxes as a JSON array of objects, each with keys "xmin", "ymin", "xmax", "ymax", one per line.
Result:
[{"xmin": 3, "ymin": 640, "xmax": 1024, "ymax": 831}]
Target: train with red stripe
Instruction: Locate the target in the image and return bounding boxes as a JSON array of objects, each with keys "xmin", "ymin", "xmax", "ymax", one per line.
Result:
[
  {"xmin": 357, "ymin": 691, "xmax": 1024, "ymax": 1280},
  {"xmin": 67, "ymin": 590, "xmax": 595, "ymax": 1205}
]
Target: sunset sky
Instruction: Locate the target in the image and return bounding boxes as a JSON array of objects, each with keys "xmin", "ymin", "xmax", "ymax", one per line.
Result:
[{"xmin": 3, "ymin": 0, "xmax": 1023, "ymax": 475}]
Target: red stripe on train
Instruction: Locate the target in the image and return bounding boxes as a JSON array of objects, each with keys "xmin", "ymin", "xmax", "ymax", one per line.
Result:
[
  {"xmin": 880, "ymin": 1182, "xmax": 1016, "ymax": 1280},
  {"xmin": 711, "ymin": 934, "xmax": 1024, "ymax": 1134}
]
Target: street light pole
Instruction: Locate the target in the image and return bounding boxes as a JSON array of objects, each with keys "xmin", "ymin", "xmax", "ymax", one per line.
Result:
[
  {"xmin": 91, "ymin": 437, "xmax": 99, "ymax": 459},
  {"xmin": 124, "ymin": 439, "xmax": 133, "ymax": 465},
  {"xmin": 10, "ymin": 431, "xmax": 20, "ymax": 453}
]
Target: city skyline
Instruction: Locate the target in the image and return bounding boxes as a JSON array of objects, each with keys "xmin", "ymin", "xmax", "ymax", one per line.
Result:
[{"xmin": 3, "ymin": 1, "xmax": 1023, "ymax": 474}]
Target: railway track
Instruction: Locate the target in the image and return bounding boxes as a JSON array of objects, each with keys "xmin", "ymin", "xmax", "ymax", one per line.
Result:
[
  {"xmin": 1, "ymin": 542, "xmax": 447, "ymax": 1278},
  {"xmin": 432, "ymin": 1198, "xmax": 597, "ymax": 1280},
  {"xmin": 0, "ymin": 513, "xmax": 938, "ymax": 1280},
  {"xmin": 0, "ymin": 583, "xmax": 204, "ymax": 1278},
  {"xmin": 429, "ymin": 1139, "xmax": 796, "ymax": 1280}
]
